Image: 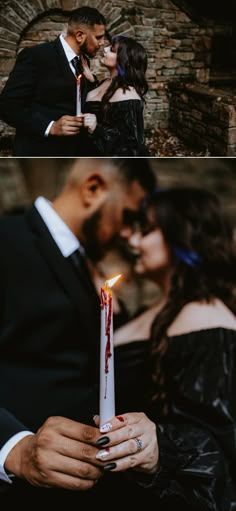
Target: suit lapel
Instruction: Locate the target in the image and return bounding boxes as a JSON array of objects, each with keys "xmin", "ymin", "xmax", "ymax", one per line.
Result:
[
  {"xmin": 53, "ymin": 37, "xmax": 76, "ymax": 86},
  {"xmin": 25, "ymin": 205, "xmax": 100, "ymax": 338},
  {"xmin": 53, "ymin": 37, "xmax": 90, "ymax": 110}
]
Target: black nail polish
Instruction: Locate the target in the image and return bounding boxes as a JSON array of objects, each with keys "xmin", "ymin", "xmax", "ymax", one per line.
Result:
[
  {"xmin": 103, "ymin": 462, "xmax": 117, "ymax": 471},
  {"xmin": 96, "ymin": 436, "xmax": 110, "ymax": 447}
]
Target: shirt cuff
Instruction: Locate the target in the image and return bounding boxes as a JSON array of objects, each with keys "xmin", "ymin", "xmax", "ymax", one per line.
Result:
[
  {"xmin": 0, "ymin": 431, "xmax": 34, "ymax": 483},
  {"xmin": 45, "ymin": 120, "xmax": 54, "ymax": 136}
]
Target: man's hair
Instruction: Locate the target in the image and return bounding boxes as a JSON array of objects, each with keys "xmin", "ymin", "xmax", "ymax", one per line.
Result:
[
  {"xmin": 68, "ymin": 7, "xmax": 106, "ymax": 27},
  {"xmin": 112, "ymin": 158, "xmax": 157, "ymax": 193},
  {"xmin": 61, "ymin": 158, "xmax": 157, "ymax": 193}
]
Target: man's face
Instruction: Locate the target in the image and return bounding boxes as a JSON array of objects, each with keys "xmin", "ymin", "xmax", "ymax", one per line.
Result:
[
  {"xmin": 81, "ymin": 180, "xmax": 147, "ymax": 262},
  {"xmin": 81, "ymin": 24, "xmax": 105, "ymax": 57}
]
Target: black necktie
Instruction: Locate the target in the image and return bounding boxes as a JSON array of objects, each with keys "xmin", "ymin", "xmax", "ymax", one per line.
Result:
[
  {"xmin": 70, "ymin": 248, "xmax": 89, "ymax": 275},
  {"xmin": 69, "ymin": 249, "xmax": 97, "ymax": 298},
  {"xmin": 71, "ymin": 56, "xmax": 83, "ymax": 78}
]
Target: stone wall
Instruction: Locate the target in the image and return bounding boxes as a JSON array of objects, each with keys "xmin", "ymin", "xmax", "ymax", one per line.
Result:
[
  {"xmin": 0, "ymin": 156, "xmax": 235, "ymax": 220},
  {"xmin": 0, "ymin": 0, "xmax": 234, "ymax": 150},
  {"xmin": 169, "ymin": 82, "xmax": 236, "ymax": 155}
]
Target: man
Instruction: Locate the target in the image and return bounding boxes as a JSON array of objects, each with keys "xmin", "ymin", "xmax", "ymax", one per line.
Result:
[
  {"xmin": 0, "ymin": 7, "xmax": 106, "ymax": 156},
  {"xmin": 0, "ymin": 158, "xmax": 157, "ymax": 503}
]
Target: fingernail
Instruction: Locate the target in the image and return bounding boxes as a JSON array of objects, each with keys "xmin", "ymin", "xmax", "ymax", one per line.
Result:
[
  {"xmin": 96, "ymin": 436, "xmax": 110, "ymax": 447},
  {"xmin": 100, "ymin": 422, "xmax": 112, "ymax": 433},
  {"xmin": 96, "ymin": 448, "xmax": 110, "ymax": 460},
  {"xmin": 103, "ymin": 462, "xmax": 117, "ymax": 471},
  {"xmin": 116, "ymin": 416, "xmax": 124, "ymax": 422},
  {"xmin": 93, "ymin": 415, "xmax": 99, "ymax": 422}
]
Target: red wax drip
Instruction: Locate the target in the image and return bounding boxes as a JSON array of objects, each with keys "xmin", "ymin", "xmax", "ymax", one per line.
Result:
[{"xmin": 101, "ymin": 287, "xmax": 113, "ymax": 399}]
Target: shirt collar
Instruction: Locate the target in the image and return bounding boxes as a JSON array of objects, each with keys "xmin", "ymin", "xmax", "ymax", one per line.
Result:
[
  {"xmin": 60, "ymin": 32, "xmax": 79, "ymax": 64},
  {"xmin": 34, "ymin": 196, "xmax": 80, "ymax": 257}
]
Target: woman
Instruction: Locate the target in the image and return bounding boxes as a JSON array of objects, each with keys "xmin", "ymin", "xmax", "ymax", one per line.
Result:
[
  {"xmin": 81, "ymin": 35, "xmax": 149, "ymax": 156},
  {"xmin": 94, "ymin": 187, "xmax": 236, "ymax": 510}
]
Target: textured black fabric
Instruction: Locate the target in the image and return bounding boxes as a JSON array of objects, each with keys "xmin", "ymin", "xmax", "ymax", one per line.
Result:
[
  {"xmin": 82, "ymin": 99, "xmax": 149, "ymax": 156},
  {"xmin": 114, "ymin": 328, "xmax": 236, "ymax": 510}
]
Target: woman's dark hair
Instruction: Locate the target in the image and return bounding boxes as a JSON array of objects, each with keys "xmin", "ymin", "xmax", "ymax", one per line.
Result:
[
  {"xmin": 101, "ymin": 35, "xmax": 148, "ymax": 113},
  {"xmin": 144, "ymin": 187, "xmax": 236, "ymax": 403}
]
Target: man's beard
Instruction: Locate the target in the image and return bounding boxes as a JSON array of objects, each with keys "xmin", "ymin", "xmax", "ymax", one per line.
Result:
[
  {"xmin": 82, "ymin": 208, "xmax": 117, "ymax": 263},
  {"xmin": 80, "ymin": 41, "xmax": 93, "ymax": 59}
]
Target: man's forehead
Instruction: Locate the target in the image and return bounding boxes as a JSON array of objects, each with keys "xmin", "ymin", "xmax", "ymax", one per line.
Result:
[{"xmin": 91, "ymin": 24, "xmax": 105, "ymax": 36}]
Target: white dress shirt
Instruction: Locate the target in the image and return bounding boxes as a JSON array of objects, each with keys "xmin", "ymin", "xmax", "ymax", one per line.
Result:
[{"xmin": 0, "ymin": 196, "xmax": 82, "ymax": 483}]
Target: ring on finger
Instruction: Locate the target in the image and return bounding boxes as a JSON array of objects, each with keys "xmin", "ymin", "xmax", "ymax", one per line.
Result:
[{"xmin": 134, "ymin": 437, "xmax": 143, "ymax": 452}]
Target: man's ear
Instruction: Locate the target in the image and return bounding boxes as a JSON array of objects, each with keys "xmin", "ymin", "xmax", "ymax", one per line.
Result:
[
  {"xmin": 75, "ymin": 29, "xmax": 86, "ymax": 46},
  {"xmin": 80, "ymin": 173, "xmax": 107, "ymax": 209}
]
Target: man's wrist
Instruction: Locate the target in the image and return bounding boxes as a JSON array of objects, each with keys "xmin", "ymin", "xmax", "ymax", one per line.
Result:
[{"xmin": 0, "ymin": 431, "xmax": 34, "ymax": 483}]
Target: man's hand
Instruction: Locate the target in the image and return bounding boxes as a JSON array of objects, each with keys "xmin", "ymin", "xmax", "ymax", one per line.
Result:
[
  {"xmin": 49, "ymin": 115, "xmax": 84, "ymax": 136},
  {"xmin": 5, "ymin": 416, "xmax": 104, "ymax": 491}
]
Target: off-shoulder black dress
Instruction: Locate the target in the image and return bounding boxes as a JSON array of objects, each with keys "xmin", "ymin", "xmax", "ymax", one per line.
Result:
[
  {"xmin": 114, "ymin": 328, "xmax": 236, "ymax": 510},
  {"xmin": 82, "ymin": 99, "xmax": 149, "ymax": 156}
]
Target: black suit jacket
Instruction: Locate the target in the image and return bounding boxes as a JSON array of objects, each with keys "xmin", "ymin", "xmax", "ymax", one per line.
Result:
[
  {"xmin": 0, "ymin": 205, "xmax": 102, "ymax": 443},
  {"xmin": 0, "ymin": 37, "xmax": 96, "ymax": 156}
]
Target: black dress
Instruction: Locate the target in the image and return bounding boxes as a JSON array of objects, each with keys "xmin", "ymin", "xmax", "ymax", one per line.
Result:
[
  {"xmin": 114, "ymin": 328, "xmax": 236, "ymax": 510},
  {"xmin": 82, "ymin": 99, "xmax": 149, "ymax": 156}
]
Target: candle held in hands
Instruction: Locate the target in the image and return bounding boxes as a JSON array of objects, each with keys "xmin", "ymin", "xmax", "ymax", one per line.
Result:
[
  {"xmin": 99, "ymin": 274, "xmax": 121, "ymax": 431},
  {"xmin": 76, "ymin": 74, "xmax": 82, "ymax": 116}
]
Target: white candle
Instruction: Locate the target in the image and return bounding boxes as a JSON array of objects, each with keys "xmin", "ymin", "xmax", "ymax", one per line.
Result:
[
  {"xmin": 76, "ymin": 74, "xmax": 82, "ymax": 116},
  {"xmin": 99, "ymin": 274, "xmax": 121, "ymax": 430}
]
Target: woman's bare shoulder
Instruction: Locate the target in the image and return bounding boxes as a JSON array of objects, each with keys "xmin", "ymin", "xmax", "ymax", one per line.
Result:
[
  {"xmin": 167, "ymin": 299, "xmax": 236, "ymax": 337},
  {"xmin": 110, "ymin": 87, "xmax": 141, "ymax": 102}
]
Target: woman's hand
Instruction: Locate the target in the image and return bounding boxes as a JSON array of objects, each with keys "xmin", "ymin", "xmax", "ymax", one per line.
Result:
[
  {"xmin": 81, "ymin": 55, "xmax": 95, "ymax": 82},
  {"xmin": 94, "ymin": 412, "xmax": 159, "ymax": 475},
  {"xmin": 83, "ymin": 113, "xmax": 97, "ymax": 134}
]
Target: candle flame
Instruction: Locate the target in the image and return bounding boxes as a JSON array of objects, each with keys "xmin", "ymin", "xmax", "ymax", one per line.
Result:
[{"xmin": 105, "ymin": 274, "xmax": 121, "ymax": 288}]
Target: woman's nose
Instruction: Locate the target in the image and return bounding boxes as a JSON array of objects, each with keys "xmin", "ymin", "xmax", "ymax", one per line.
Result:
[{"xmin": 129, "ymin": 231, "xmax": 141, "ymax": 248}]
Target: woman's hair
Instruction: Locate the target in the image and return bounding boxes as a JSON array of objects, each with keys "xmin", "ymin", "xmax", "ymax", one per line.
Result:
[
  {"xmin": 143, "ymin": 187, "xmax": 236, "ymax": 403},
  {"xmin": 101, "ymin": 35, "xmax": 148, "ymax": 113}
]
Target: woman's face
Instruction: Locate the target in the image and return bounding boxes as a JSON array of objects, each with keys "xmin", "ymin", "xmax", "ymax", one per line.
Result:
[
  {"xmin": 100, "ymin": 44, "xmax": 118, "ymax": 69},
  {"xmin": 129, "ymin": 211, "xmax": 172, "ymax": 281}
]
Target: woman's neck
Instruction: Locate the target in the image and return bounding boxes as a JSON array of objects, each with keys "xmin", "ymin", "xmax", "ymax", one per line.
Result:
[
  {"xmin": 109, "ymin": 68, "xmax": 118, "ymax": 79},
  {"xmin": 153, "ymin": 269, "xmax": 172, "ymax": 301}
]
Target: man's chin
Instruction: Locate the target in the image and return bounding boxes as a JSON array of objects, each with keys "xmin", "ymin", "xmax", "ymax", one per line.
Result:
[
  {"xmin": 85, "ymin": 51, "xmax": 96, "ymax": 59},
  {"xmin": 134, "ymin": 261, "xmax": 145, "ymax": 275}
]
